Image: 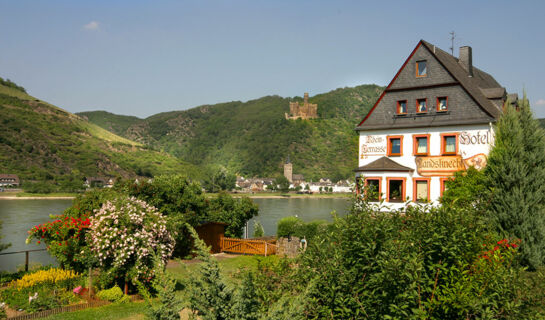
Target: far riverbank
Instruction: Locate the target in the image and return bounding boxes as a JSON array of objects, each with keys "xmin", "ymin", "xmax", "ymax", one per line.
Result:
[{"xmin": 0, "ymin": 191, "xmax": 353, "ymax": 200}]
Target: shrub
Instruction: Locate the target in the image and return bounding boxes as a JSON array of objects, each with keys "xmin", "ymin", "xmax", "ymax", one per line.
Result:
[
  {"xmin": 89, "ymin": 197, "xmax": 175, "ymax": 284},
  {"xmin": 276, "ymin": 217, "xmax": 328, "ymax": 240},
  {"xmin": 96, "ymin": 286, "xmax": 124, "ymax": 302},
  {"xmin": 253, "ymin": 221, "xmax": 265, "ymax": 238},
  {"xmin": 276, "ymin": 216, "xmax": 303, "ymax": 238},
  {"xmin": 9, "ymin": 268, "xmax": 81, "ymax": 291},
  {"xmin": 26, "ymin": 215, "xmax": 92, "ymax": 272}
]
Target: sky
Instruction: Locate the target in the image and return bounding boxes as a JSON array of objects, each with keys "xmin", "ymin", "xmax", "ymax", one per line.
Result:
[{"xmin": 1, "ymin": 0, "xmax": 545, "ymax": 118}]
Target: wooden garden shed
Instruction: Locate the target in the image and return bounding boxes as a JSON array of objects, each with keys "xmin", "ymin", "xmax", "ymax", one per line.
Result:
[{"xmin": 195, "ymin": 222, "xmax": 228, "ymax": 253}]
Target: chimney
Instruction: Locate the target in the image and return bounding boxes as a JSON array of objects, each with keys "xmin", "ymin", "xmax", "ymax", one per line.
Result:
[
  {"xmin": 459, "ymin": 46, "xmax": 473, "ymax": 77},
  {"xmin": 304, "ymin": 92, "xmax": 309, "ymax": 104}
]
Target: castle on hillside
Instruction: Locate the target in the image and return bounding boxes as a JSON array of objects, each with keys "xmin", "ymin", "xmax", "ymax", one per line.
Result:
[{"xmin": 285, "ymin": 92, "xmax": 318, "ymax": 120}]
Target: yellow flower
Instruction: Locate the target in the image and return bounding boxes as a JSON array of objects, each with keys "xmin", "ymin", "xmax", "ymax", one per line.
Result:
[{"xmin": 10, "ymin": 268, "xmax": 80, "ymax": 290}]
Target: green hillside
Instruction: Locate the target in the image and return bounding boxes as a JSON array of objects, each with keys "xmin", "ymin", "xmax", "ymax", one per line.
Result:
[
  {"xmin": 0, "ymin": 80, "xmax": 201, "ymax": 188},
  {"xmin": 77, "ymin": 110, "xmax": 143, "ymax": 137},
  {"xmin": 80, "ymin": 85, "xmax": 383, "ymax": 181}
]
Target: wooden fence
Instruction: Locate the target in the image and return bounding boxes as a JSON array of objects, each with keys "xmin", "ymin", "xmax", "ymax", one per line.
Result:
[
  {"xmin": 220, "ymin": 237, "xmax": 277, "ymax": 256},
  {"xmin": 7, "ymin": 301, "xmax": 110, "ymax": 320},
  {"xmin": 0, "ymin": 249, "xmax": 46, "ymax": 272}
]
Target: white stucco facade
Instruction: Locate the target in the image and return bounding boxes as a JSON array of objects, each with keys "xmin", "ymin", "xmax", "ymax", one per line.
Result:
[{"xmin": 356, "ymin": 124, "xmax": 494, "ymax": 209}]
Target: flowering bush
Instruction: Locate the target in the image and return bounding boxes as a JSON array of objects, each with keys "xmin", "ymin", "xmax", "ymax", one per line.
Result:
[
  {"xmin": 9, "ymin": 268, "xmax": 80, "ymax": 291},
  {"xmin": 27, "ymin": 215, "xmax": 92, "ymax": 272},
  {"xmin": 88, "ymin": 197, "xmax": 175, "ymax": 283}
]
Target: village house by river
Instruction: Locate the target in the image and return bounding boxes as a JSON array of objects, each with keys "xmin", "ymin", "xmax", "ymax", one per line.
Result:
[{"xmin": 355, "ymin": 40, "xmax": 518, "ymax": 209}]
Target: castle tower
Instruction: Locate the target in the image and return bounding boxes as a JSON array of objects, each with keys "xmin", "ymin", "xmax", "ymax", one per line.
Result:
[
  {"xmin": 284, "ymin": 156, "xmax": 293, "ymax": 183},
  {"xmin": 303, "ymin": 92, "xmax": 309, "ymax": 104}
]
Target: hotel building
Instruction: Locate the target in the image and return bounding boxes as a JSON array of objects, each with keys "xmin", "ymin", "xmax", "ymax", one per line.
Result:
[{"xmin": 355, "ymin": 40, "xmax": 516, "ymax": 209}]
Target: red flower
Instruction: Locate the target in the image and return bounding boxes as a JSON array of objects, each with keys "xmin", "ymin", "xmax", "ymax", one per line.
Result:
[
  {"xmin": 511, "ymin": 243, "xmax": 518, "ymax": 248},
  {"xmin": 493, "ymin": 246, "xmax": 499, "ymax": 251},
  {"xmin": 37, "ymin": 241, "xmax": 41, "ymax": 244}
]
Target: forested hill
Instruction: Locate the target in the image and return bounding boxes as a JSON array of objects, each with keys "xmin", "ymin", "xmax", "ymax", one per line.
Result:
[
  {"xmin": 78, "ymin": 85, "xmax": 383, "ymax": 181},
  {"xmin": 0, "ymin": 79, "xmax": 200, "ymax": 188}
]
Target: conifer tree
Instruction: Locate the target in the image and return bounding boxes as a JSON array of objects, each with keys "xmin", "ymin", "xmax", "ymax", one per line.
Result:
[
  {"xmin": 230, "ymin": 272, "xmax": 260, "ymax": 320},
  {"xmin": 187, "ymin": 226, "xmax": 233, "ymax": 320},
  {"xmin": 485, "ymin": 96, "xmax": 545, "ymax": 269}
]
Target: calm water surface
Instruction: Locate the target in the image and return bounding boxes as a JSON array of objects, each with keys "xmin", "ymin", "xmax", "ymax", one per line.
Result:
[
  {"xmin": 0, "ymin": 199, "xmax": 72, "ymax": 271},
  {"xmin": 0, "ymin": 198, "xmax": 350, "ymax": 271}
]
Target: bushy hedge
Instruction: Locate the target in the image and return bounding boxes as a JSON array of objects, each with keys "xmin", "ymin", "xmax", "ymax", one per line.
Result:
[{"xmin": 276, "ymin": 216, "xmax": 328, "ymax": 240}]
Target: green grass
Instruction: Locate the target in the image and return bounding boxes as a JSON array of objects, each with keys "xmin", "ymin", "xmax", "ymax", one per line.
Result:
[{"xmin": 42, "ymin": 302, "xmax": 147, "ymax": 320}]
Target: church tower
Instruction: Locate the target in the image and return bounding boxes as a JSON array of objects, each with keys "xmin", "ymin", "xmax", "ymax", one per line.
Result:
[{"xmin": 283, "ymin": 156, "xmax": 293, "ymax": 183}]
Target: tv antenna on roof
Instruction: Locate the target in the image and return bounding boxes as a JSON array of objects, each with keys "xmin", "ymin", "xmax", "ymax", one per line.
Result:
[{"xmin": 449, "ymin": 31, "xmax": 456, "ymax": 55}]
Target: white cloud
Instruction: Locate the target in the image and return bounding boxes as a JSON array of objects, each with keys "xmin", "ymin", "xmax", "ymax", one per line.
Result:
[
  {"xmin": 535, "ymin": 99, "xmax": 545, "ymax": 106},
  {"xmin": 83, "ymin": 21, "xmax": 99, "ymax": 31}
]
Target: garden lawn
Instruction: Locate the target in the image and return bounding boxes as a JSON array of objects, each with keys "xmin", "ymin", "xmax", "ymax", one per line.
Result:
[{"xmin": 41, "ymin": 302, "xmax": 147, "ymax": 320}]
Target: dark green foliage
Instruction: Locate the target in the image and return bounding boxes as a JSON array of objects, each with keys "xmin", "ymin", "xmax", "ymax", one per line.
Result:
[
  {"xmin": 187, "ymin": 227, "xmax": 233, "ymax": 320},
  {"xmin": 485, "ymin": 97, "xmax": 545, "ymax": 269},
  {"xmin": 76, "ymin": 110, "xmax": 142, "ymax": 137},
  {"xmin": 144, "ymin": 255, "xmax": 182, "ymax": 320},
  {"xmin": 230, "ymin": 272, "xmax": 259, "ymax": 320},
  {"xmin": 276, "ymin": 216, "xmax": 303, "ymax": 238},
  {"xmin": 274, "ymin": 176, "xmax": 290, "ymax": 193},
  {"xmin": 440, "ymin": 167, "xmax": 488, "ymax": 209},
  {"xmin": 276, "ymin": 216, "xmax": 328, "ymax": 240},
  {"xmin": 0, "ymin": 77, "xmax": 26, "ymax": 92},
  {"xmin": 285, "ymin": 201, "xmax": 529, "ymax": 319},
  {"xmin": 253, "ymin": 221, "xmax": 264, "ymax": 238},
  {"xmin": 83, "ymin": 85, "xmax": 383, "ymax": 180},
  {"xmin": 207, "ymin": 192, "xmax": 259, "ymax": 238},
  {"xmin": 202, "ymin": 166, "xmax": 236, "ymax": 193}
]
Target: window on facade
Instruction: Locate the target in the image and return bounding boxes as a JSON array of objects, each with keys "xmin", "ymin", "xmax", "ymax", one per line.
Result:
[
  {"xmin": 388, "ymin": 179, "xmax": 404, "ymax": 202},
  {"xmin": 387, "ymin": 136, "xmax": 403, "ymax": 156},
  {"xmin": 416, "ymin": 60, "xmax": 427, "ymax": 77},
  {"xmin": 417, "ymin": 99, "xmax": 428, "ymax": 113},
  {"xmin": 440, "ymin": 178, "xmax": 449, "ymax": 197},
  {"xmin": 365, "ymin": 178, "xmax": 381, "ymax": 201},
  {"xmin": 442, "ymin": 134, "xmax": 457, "ymax": 155},
  {"xmin": 414, "ymin": 179, "xmax": 429, "ymax": 202},
  {"xmin": 437, "ymin": 97, "xmax": 448, "ymax": 111},
  {"xmin": 413, "ymin": 135, "xmax": 429, "ymax": 155},
  {"xmin": 397, "ymin": 100, "xmax": 407, "ymax": 114}
]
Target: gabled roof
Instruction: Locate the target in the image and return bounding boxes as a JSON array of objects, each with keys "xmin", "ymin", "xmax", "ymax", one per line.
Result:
[
  {"xmin": 419, "ymin": 40, "xmax": 502, "ymax": 119},
  {"xmin": 356, "ymin": 40, "xmax": 505, "ymax": 130},
  {"xmin": 354, "ymin": 157, "xmax": 414, "ymax": 172}
]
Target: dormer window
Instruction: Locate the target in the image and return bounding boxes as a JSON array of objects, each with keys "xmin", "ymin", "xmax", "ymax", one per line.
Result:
[
  {"xmin": 417, "ymin": 99, "xmax": 428, "ymax": 113},
  {"xmin": 437, "ymin": 97, "xmax": 448, "ymax": 111},
  {"xmin": 397, "ymin": 100, "xmax": 407, "ymax": 114},
  {"xmin": 416, "ymin": 60, "xmax": 427, "ymax": 77}
]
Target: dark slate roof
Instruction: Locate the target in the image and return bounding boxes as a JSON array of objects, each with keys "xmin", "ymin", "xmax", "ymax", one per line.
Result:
[
  {"xmin": 420, "ymin": 40, "xmax": 503, "ymax": 119},
  {"xmin": 356, "ymin": 40, "xmax": 506, "ymax": 131},
  {"xmin": 354, "ymin": 157, "xmax": 414, "ymax": 172}
]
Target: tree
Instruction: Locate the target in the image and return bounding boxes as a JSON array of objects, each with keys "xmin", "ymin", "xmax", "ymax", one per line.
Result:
[
  {"xmin": 207, "ymin": 192, "xmax": 259, "ymax": 238},
  {"xmin": 253, "ymin": 221, "xmax": 264, "ymax": 238},
  {"xmin": 485, "ymin": 96, "xmax": 545, "ymax": 269},
  {"xmin": 304, "ymin": 184, "xmax": 310, "ymax": 191},
  {"xmin": 274, "ymin": 176, "xmax": 290, "ymax": 193},
  {"xmin": 202, "ymin": 166, "xmax": 236, "ymax": 193}
]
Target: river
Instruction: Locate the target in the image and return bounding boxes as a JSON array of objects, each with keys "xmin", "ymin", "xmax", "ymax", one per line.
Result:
[{"xmin": 0, "ymin": 197, "xmax": 350, "ymax": 271}]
